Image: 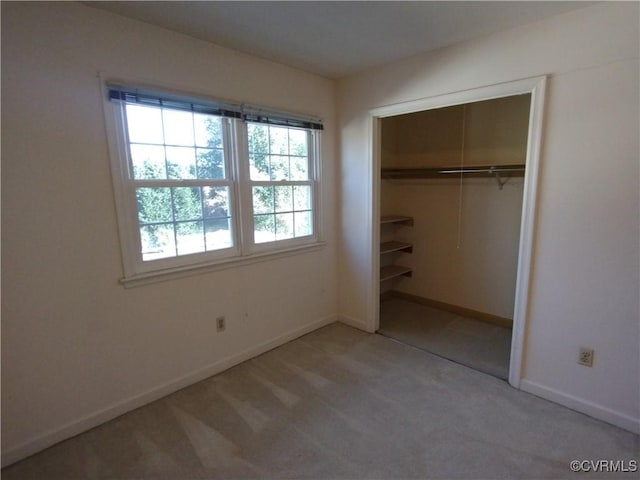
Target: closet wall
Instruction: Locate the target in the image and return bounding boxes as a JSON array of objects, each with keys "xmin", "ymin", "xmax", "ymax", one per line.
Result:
[{"xmin": 380, "ymin": 95, "xmax": 530, "ymax": 320}]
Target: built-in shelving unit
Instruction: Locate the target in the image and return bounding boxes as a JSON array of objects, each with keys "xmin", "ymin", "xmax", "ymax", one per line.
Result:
[{"xmin": 380, "ymin": 216, "xmax": 413, "ymax": 283}]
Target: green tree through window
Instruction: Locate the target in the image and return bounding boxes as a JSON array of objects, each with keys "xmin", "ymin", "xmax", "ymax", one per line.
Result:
[{"xmin": 128, "ymin": 106, "xmax": 232, "ymax": 259}]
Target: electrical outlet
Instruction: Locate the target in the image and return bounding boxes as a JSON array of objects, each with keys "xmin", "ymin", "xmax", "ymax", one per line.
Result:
[
  {"xmin": 578, "ymin": 347, "xmax": 594, "ymax": 367},
  {"xmin": 216, "ymin": 316, "xmax": 226, "ymax": 332}
]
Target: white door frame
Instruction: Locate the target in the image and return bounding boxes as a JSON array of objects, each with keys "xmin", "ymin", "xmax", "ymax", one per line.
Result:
[{"xmin": 367, "ymin": 75, "xmax": 547, "ymax": 388}]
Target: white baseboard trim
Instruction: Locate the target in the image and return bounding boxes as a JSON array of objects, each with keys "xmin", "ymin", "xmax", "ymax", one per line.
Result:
[
  {"xmin": 520, "ymin": 379, "xmax": 640, "ymax": 435},
  {"xmin": 1, "ymin": 314, "xmax": 338, "ymax": 468},
  {"xmin": 337, "ymin": 315, "xmax": 369, "ymax": 332}
]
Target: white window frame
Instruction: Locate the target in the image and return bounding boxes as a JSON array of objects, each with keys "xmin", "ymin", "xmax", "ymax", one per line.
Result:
[
  {"xmin": 102, "ymin": 81, "xmax": 324, "ymax": 285},
  {"xmin": 236, "ymin": 123, "xmax": 321, "ymax": 255}
]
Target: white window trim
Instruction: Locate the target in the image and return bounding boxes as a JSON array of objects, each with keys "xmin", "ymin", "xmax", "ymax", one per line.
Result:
[
  {"xmin": 117, "ymin": 242, "xmax": 327, "ymax": 288},
  {"xmin": 237, "ymin": 125, "xmax": 322, "ymax": 255},
  {"xmin": 101, "ymin": 81, "xmax": 324, "ymax": 286}
]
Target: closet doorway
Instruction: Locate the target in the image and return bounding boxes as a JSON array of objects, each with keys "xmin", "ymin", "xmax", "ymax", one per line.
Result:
[{"xmin": 369, "ymin": 77, "xmax": 546, "ymax": 387}]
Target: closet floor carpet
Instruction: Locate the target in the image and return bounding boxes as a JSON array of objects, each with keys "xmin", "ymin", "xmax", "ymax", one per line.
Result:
[
  {"xmin": 379, "ymin": 297, "xmax": 512, "ymax": 379},
  {"xmin": 3, "ymin": 323, "xmax": 638, "ymax": 479}
]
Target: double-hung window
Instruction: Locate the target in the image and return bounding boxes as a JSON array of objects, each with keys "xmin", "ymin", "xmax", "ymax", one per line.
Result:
[
  {"xmin": 246, "ymin": 122, "xmax": 315, "ymax": 247},
  {"xmin": 104, "ymin": 84, "xmax": 322, "ymax": 282}
]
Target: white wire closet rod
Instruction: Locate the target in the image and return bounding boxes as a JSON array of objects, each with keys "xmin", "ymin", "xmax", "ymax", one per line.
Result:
[{"xmin": 381, "ymin": 164, "xmax": 525, "ymax": 189}]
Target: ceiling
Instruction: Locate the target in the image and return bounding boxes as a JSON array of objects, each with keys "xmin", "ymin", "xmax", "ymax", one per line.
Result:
[{"xmin": 86, "ymin": 1, "xmax": 591, "ymax": 79}]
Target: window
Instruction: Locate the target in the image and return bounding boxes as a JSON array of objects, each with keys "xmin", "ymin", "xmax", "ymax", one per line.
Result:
[
  {"xmin": 247, "ymin": 123, "xmax": 314, "ymax": 245},
  {"xmin": 127, "ymin": 105, "xmax": 234, "ymax": 262},
  {"xmin": 105, "ymin": 84, "xmax": 322, "ymax": 281}
]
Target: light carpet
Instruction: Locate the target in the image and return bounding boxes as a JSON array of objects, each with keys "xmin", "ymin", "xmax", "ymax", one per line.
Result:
[
  {"xmin": 379, "ymin": 297, "xmax": 512, "ymax": 379},
  {"xmin": 2, "ymin": 323, "xmax": 638, "ymax": 479}
]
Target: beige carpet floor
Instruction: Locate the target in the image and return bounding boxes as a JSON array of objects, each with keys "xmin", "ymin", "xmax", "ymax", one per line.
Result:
[
  {"xmin": 2, "ymin": 323, "xmax": 638, "ymax": 479},
  {"xmin": 379, "ymin": 297, "xmax": 512, "ymax": 379}
]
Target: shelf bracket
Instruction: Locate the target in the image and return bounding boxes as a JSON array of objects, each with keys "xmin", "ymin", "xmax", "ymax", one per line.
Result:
[{"xmin": 490, "ymin": 167, "xmax": 508, "ymax": 190}]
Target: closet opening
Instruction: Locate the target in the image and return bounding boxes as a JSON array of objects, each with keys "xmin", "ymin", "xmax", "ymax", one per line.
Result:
[{"xmin": 369, "ymin": 77, "xmax": 546, "ymax": 387}]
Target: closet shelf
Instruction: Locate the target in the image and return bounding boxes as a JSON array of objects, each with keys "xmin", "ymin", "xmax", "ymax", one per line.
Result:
[
  {"xmin": 381, "ymin": 164, "xmax": 525, "ymax": 189},
  {"xmin": 380, "ymin": 265, "xmax": 413, "ymax": 282},
  {"xmin": 380, "ymin": 215, "xmax": 413, "ymax": 284},
  {"xmin": 381, "ymin": 215, "xmax": 414, "ymax": 226},
  {"xmin": 380, "ymin": 241, "xmax": 413, "ymax": 255}
]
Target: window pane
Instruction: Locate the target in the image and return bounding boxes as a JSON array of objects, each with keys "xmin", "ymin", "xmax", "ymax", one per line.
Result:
[
  {"xmin": 275, "ymin": 186, "xmax": 293, "ymax": 213},
  {"xmin": 275, "ymin": 213, "xmax": 294, "ymax": 240},
  {"xmin": 254, "ymin": 214, "xmax": 275, "ymax": 244},
  {"xmin": 193, "ymin": 114, "xmax": 223, "ymax": 148},
  {"xmin": 270, "ymin": 155, "xmax": 290, "ymax": 181},
  {"xmin": 269, "ymin": 127, "xmax": 289, "ymax": 155},
  {"xmin": 293, "ymin": 185, "xmax": 311, "ymax": 211},
  {"xmin": 294, "ymin": 211, "xmax": 312, "ymax": 237},
  {"xmin": 247, "ymin": 123, "xmax": 269, "ymax": 154},
  {"xmin": 289, "ymin": 129, "xmax": 307, "ymax": 156},
  {"xmin": 202, "ymin": 187, "xmax": 230, "ymax": 219},
  {"xmin": 205, "ymin": 218, "xmax": 232, "ymax": 251},
  {"xmin": 130, "ymin": 144, "xmax": 166, "ymax": 179},
  {"xmin": 176, "ymin": 221, "xmax": 205, "ymax": 255},
  {"xmin": 136, "ymin": 188, "xmax": 172, "ymax": 224},
  {"xmin": 166, "ymin": 146, "xmax": 196, "ymax": 179},
  {"xmin": 252, "ymin": 186, "xmax": 274, "ymax": 214},
  {"xmin": 140, "ymin": 223, "xmax": 176, "ymax": 261},
  {"xmin": 290, "ymin": 156, "xmax": 309, "ymax": 180},
  {"xmin": 172, "ymin": 187, "xmax": 202, "ymax": 221},
  {"xmin": 196, "ymin": 148, "xmax": 225, "ymax": 179},
  {"xmin": 126, "ymin": 105, "xmax": 164, "ymax": 144},
  {"xmin": 163, "ymin": 109, "xmax": 194, "ymax": 146},
  {"xmin": 249, "ymin": 154, "xmax": 270, "ymax": 180}
]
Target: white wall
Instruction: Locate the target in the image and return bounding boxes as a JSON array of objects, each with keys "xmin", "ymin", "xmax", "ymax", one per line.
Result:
[
  {"xmin": 338, "ymin": 3, "xmax": 639, "ymax": 432},
  {"xmin": 381, "ymin": 95, "xmax": 531, "ymax": 168},
  {"xmin": 1, "ymin": 2, "xmax": 337, "ymax": 465}
]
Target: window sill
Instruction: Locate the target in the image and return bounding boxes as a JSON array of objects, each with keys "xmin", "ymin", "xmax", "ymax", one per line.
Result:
[{"xmin": 120, "ymin": 241, "xmax": 327, "ymax": 288}]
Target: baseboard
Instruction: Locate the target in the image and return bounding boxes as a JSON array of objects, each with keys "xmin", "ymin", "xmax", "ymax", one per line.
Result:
[
  {"xmin": 390, "ymin": 291, "xmax": 513, "ymax": 328},
  {"xmin": 520, "ymin": 379, "xmax": 640, "ymax": 435},
  {"xmin": 338, "ymin": 315, "xmax": 369, "ymax": 332},
  {"xmin": 1, "ymin": 314, "xmax": 338, "ymax": 468}
]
